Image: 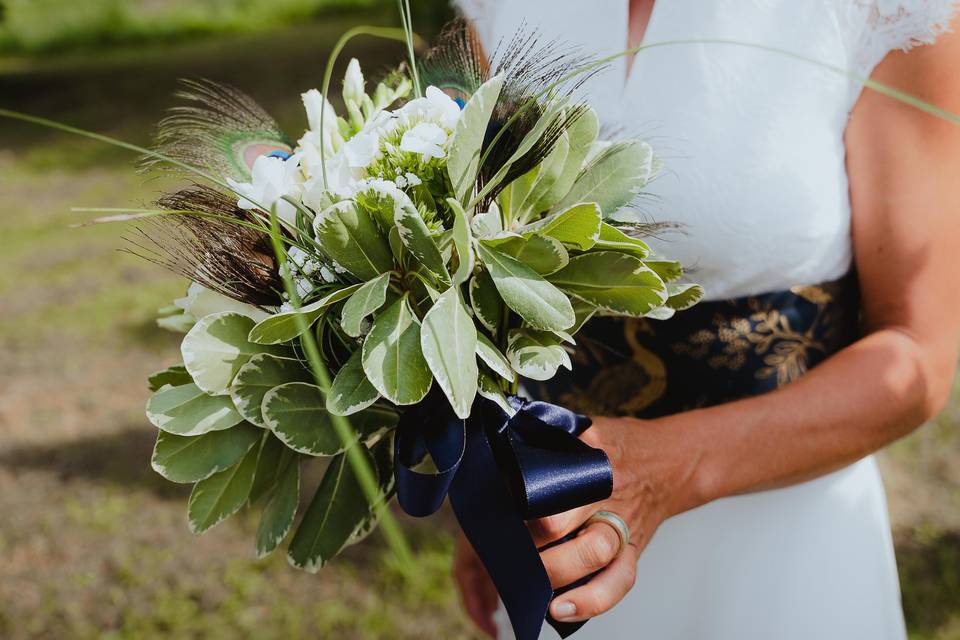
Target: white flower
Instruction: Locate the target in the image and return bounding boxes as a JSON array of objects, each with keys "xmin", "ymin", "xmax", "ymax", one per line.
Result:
[
  {"xmin": 343, "ymin": 58, "xmax": 366, "ymax": 107},
  {"xmin": 400, "ymin": 122, "xmax": 449, "ymax": 159},
  {"xmin": 227, "ymin": 154, "xmax": 303, "ymax": 226},
  {"xmin": 398, "ymin": 85, "xmax": 462, "ymax": 130},
  {"xmin": 174, "ymin": 282, "xmax": 271, "ymax": 321},
  {"xmin": 342, "ymin": 129, "xmax": 380, "ymax": 168},
  {"xmin": 302, "ymin": 89, "xmax": 342, "ymax": 145},
  {"xmin": 404, "ymin": 172, "xmax": 422, "ymax": 187}
]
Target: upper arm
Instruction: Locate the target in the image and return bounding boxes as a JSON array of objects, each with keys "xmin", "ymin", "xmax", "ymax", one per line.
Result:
[{"xmin": 845, "ymin": 17, "xmax": 960, "ymax": 409}]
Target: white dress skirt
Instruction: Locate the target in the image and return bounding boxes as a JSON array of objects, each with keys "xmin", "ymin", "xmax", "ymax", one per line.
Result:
[{"xmin": 452, "ymin": 0, "xmax": 960, "ymax": 638}]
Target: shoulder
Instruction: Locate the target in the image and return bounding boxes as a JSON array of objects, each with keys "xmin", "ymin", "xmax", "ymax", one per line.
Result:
[{"xmin": 845, "ymin": 1, "xmax": 960, "ymax": 75}]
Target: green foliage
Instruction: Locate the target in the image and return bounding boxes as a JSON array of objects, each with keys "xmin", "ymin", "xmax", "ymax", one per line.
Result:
[
  {"xmin": 361, "ymin": 296, "xmax": 433, "ymax": 406},
  {"xmin": 447, "ymin": 74, "xmax": 504, "ymax": 202},
  {"xmin": 256, "ymin": 455, "xmax": 301, "ymax": 558},
  {"xmin": 147, "ymin": 382, "xmax": 243, "ymax": 436},
  {"xmin": 420, "ymin": 288, "xmax": 478, "ymax": 419},
  {"xmin": 248, "ymin": 284, "xmax": 362, "ymax": 345},
  {"xmin": 230, "ymin": 353, "xmax": 313, "ymax": 426},
  {"xmin": 327, "ymin": 348, "xmax": 381, "ymax": 416},
  {"xmin": 187, "ymin": 440, "xmax": 261, "ymax": 534},
  {"xmin": 151, "ymin": 423, "xmax": 263, "ymax": 484},
  {"xmin": 340, "ymin": 272, "xmax": 390, "ymax": 338}
]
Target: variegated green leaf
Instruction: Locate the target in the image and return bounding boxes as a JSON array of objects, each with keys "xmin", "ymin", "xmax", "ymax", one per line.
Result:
[
  {"xmin": 151, "ymin": 423, "xmax": 262, "ymax": 484},
  {"xmin": 187, "ymin": 440, "xmax": 260, "ymax": 534},
  {"xmin": 448, "ymin": 74, "xmax": 504, "ymax": 201},
  {"xmin": 420, "ymin": 288, "xmax": 478, "ymax": 419},
  {"xmin": 229, "ymin": 353, "xmax": 312, "ymax": 427},
  {"xmin": 506, "ymin": 330, "xmax": 572, "ymax": 381},
  {"xmin": 394, "ymin": 199, "xmax": 448, "ymax": 282},
  {"xmin": 556, "ymin": 140, "xmax": 655, "ymax": 217},
  {"xmin": 313, "ymin": 200, "xmax": 394, "ymax": 280},
  {"xmin": 147, "ymin": 383, "xmax": 243, "ymax": 436},
  {"xmin": 327, "ymin": 348, "xmax": 380, "ymax": 416},
  {"xmin": 361, "ymin": 297, "xmax": 433, "ymax": 405},
  {"xmin": 549, "ymin": 252, "xmax": 667, "ymax": 316},
  {"xmin": 255, "ymin": 455, "xmax": 300, "ymax": 558},
  {"xmin": 248, "ymin": 284, "xmax": 362, "ymax": 345},
  {"xmin": 340, "ymin": 273, "xmax": 391, "ymax": 338},
  {"xmin": 477, "ymin": 242, "xmax": 575, "ymax": 332}
]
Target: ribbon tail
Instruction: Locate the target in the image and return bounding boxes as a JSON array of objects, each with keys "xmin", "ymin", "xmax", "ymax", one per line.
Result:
[{"xmin": 448, "ymin": 421, "xmax": 553, "ymax": 640}]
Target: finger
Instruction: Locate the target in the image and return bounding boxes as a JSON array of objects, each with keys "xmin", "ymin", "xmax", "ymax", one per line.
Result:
[
  {"xmin": 456, "ymin": 564, "xmax": 498, "ymax": 638},
  {"xmin": 549, "ymin": 543, "xmax": 640, "ymax": 623},
  {"xmin": 540, "ymin": 520, "xmax": 623, "ymax": 589},
  {"xmin": 528, "ymin": 505, "xmax": 592, "ymax": 547}
]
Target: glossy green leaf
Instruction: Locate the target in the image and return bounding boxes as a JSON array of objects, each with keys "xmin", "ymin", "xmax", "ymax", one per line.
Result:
[
  {"xmin": 645, "ymin": 258, "xmax": 684, "ymax": 283},
  {"xmin": 182, "ymin": 312, "xmax": 285, "ymax": 395},
  {"xmin": 593, "ymin": 222, "xmax": 651, "ymax": 258},
  {"xmin": 361, "ymin": 297, "xmax": 433, "ymax": 405},
  {"xmin": 476, "ymin": 242, "xmax": 575, "ymax": 332},
  {"xmin": 447, "ymin": 198, "xmax": 474, "ymax": 285},
  {"xmin": 187, "ymin": 440, "xmax": 260, "ymax": 534},
  {"xmin": 556, "ymin": 140, "xmax": 655, "ymax": 217},
  {"xmin": 477, "ymin": 369, "xmax": 514, "ymax": 414},
  {"xmin": 262, "ymin": 382, "xmax": 344, "ymax": 456},
  {"xmin": 287, "ymin": 447, "xmax": 376, "ymax": 572},
  {"xmin": 313, "ymin": 200, "xmax": 394, "ymax": 280},
  {"xmin": 664, "ymin": 283, "xmax": 705, "ymax": 311},
  {"xmin": 515, "ymin": 131, "xmax": 569, "ymax": 223},
  {"xmin": 539, "ymin": 106, "xmax": 599, "ymax": 210},
  {"xmin": 248, "ymin": 284, "xmax": 362, "ymax": 345},
  {"xmin": 327, "ymin": 348, "xmax": 380, "ymax": 416},
  {"xmin": 420, "ymin": 288, "xmax": 479, "ymax": 419},
  {"xmin": 394, "ymin": 199, "xmax": 448, "ymax": 282},
  {"xmin": 549, "ymin": 252, "xmax": 668, "ymax": 316},
  {"xmin": 151, "ymin": 423, "xmax": 262, "ymax": 484},
  {"xmin": 506, "ymin": 330, "xmax": 572, "ymax": 381},
  {"xmin": 346, "ymin": 436, "xmax": 395, "ymax": 547},
  {"xmin": 469, "ymin": 268, "xmax": 501, "ymax": 333},
  {"xmin": 147, "ymin": 382, "xmax": 243, "ymax": 436},
  {"xmin": 256, "ymin": 455, "xmax": 300, "ymax": 558},
  {"xmin": 520, "ymin": 202, "xmax": 602, "ymax": 250},
  {"xmin": 475, "ymin": 332, "xmax": 515, "ymax": 383},
  {"xmin": 497, "ymin": 234, "xmax": 569, "ymax": 275},
  {"xmin": 249, "ymin": 433, "xmax": 294, "ymax": 505},
  {"xmin": 448, "ymin": 74, "xmax": 504, "ymax": 201},
  {"xmin": 148, "ymin": 364, "xmax": 191, "ymax": 391},
  {"xmin": 229, "ymin": 353, "xmax": 312, "ymax": 427},
  {"xmin": 340, "ymin": 273, "xmax": 391, "ymax": 338}
]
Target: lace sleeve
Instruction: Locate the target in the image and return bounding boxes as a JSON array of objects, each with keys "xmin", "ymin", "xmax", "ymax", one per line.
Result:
[{"xmin": 851, "ymin": 0, "xmax": 960, "ymax": 75}]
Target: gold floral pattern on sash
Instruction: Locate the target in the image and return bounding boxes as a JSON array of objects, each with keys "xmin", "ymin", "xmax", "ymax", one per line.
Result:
[{"xmin": 533, "ymin": 274, "xmax": 859, "ymax": 420}]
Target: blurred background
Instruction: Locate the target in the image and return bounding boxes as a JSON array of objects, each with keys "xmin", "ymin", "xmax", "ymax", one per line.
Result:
[{"xmin": 0, "ymin": 1, "xmax": 957, "ymax": 638}]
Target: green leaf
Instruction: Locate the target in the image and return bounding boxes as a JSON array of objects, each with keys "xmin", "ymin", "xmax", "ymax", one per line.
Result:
[
  {"xmin": 288, "ymin": 447, "xmax": 376, "ymax": 572},
  {"xmin": 187, "ymin": 440, "xmax": 260, "ymax": 534},
  {"xmin": 182, "ymin": 312, "xmax": 284, "ymax": 395},
  {"xmin": 313, "ymin": 200, "xmax": 394, "ymax": 280},
  {"xmin": 394, "ymin": 199, "xmax": 448, "ymax": 282},
  {"xmin": 346, "ymin": 436, "xmax": 395, "ymax": 547},
  {"xmin": 147, "ymin": 383, "xmax": 243, "ymax": 436},
  {"xmin": 593, "ymin": 223, "xmax": 651, "ymax": 258},
  {"xmin": 475, "ymin": 332, "xmax": 515, "ymax": 383},
  {"xmin": 420, "ymin": 288, "xmax": 479, "ymax": 419},
  {"xmin": 556, "ymin": 140, "xmax": 655, "ymax": 217},
  {"xmin": 148, "ymin": 364, "xmax": 191, "ymax": 391},
  {"xmin": 361, "ymin": 297, "xmax": 433, "ymax": 405},
  {"xmin": 645, "ymin": 258, "xmax": 684, "ymax": 283},
  {"xmin": 515, "ymin": 130, "xmax": 569, "ymax": 223},
  {"xmin": 327, "ymin": 348, "xmax": 380, "ymax": 416},
  {"xmin": 476, "ymin": 242, "xmax": 575, "ymax": 332},
  {"xmin": 151, "ymin": 423, "xmax": 262, "ymax": 484},
  {"xmin": 256, "ymin": 455, "xmax": 300, "ymax": 558},
  {"xmin": 262, "ymin": 382, "xmax": 345, "ymax": 456},
  {"xmin": 248, "ymin": 284, "xmax": 362, "ymax": 345},
  {"xmin": 340, "ymin": 273, "xmax": 391, "ymax": 338},
  {"xmin": 447, "ymin": 198, "xmax": 474, "ymax": 285},
  {"xmin": 549, "ymin": 252, "xmax": 667, "ymax": 316},
  {"xmin": 477, "ymin": 369, "xmax": 515, "ymax": 414},
  {"xmin": 249, "ymin": 434, "xmax": 294, "ymax": 505},
  {"xmin": 520, "ymin": 202, "xmax": 602, "ymax": 250},
  {"xmin": 664, "ymin": 283, "xmax": 705, "ymax": 311},
  {"xmin": 540, "ymin": 107, "xmax": 599, "ymax": 210},
  {"xmin": 506, "ymin": 330, "xmax": 572, "ymax": 381},
  {"xmin": 448, "ymin": 74, "xmax": 504, "ymax": 201},
  {"xmin": 497, "ymin": 234, "xmax": 569, "ymax": 275},
  {"xmin": 469, "ymin": 268, "xmax": 501, "ymax": 333},
  {"xmin": 229, "ymin": 353, "xmax": 312, "ymax": 427}
]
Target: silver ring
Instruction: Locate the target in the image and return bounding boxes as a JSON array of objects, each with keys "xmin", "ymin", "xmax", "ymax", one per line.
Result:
[{"xmin": 585, "ymin": 510, "xmax": 630, "ymax": 556}]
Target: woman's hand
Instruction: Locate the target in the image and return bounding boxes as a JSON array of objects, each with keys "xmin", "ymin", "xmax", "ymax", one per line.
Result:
[
  {"xmin": 453, "ymin": 531, "xmax": 499, "ymax": 638},
  {"xmin": 530, "ymin": 415, "xmax": 707, "ymax": 623}
]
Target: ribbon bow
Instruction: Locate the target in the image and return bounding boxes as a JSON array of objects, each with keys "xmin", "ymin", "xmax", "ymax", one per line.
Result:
[{"xmin": 394, "ymin": 390, "xmax": 613, "ymax": 640}]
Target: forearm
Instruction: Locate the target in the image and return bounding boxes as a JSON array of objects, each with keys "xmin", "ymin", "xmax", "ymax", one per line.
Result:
[{"xmin": 669, "ymin": 327, "xmax": 951, "ymax": 509}]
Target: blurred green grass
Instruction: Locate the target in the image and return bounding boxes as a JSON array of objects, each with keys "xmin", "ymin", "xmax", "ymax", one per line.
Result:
[
  {"xmin": 0, "ymin": 3, "xmax": 958, "ymax": 639},
  {"xmin": 0, "ymin": 0, "xmax": 448, "ymax": 56}
]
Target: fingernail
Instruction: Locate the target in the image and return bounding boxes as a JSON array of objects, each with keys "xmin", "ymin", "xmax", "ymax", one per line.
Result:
[{"xmin": 552, "ymin": 600, "xmax": 577, "ymax": 620}]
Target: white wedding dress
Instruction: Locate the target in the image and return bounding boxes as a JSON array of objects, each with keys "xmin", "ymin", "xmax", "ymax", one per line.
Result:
[{"xmin": 453, "ymin": 1, "xmax": 960, "ymax": 638}]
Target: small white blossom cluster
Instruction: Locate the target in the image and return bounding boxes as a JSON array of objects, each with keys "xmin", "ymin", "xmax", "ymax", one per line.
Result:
[
  {"xmin": 226, "ymin": 60, "xmax": 460, "ymax": 224},
  {"xmin": 220, "ymin": 59, "xmax": 463, "ymax": 305}
]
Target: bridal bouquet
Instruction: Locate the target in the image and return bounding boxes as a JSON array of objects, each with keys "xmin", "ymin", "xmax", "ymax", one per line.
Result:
[{"xmin": 139, "ymin": 18, "xmax": 701, "ymax": 640}]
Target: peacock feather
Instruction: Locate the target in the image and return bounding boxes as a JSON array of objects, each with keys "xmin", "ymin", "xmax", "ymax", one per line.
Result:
[
  {"xmin": 142, "ymin": 79, "xmax": 294, "ymax": 182},
  {"xmin": 418, "ymin": 18, "xmax": 597, "ymax": 202},
  {"xmin": 125, "ymin": 184, "xmax": 283, "ymax": 308}
]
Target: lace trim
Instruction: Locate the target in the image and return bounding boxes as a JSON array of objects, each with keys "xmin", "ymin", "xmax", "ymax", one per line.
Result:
[{"xmin": 851, "ymin": 0, "xmax": 960, "ymax": 74}]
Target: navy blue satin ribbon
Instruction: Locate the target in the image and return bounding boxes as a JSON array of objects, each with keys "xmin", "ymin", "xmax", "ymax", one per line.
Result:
[{"xmin": 394, "ymin": 389, "xmax": 613, "ymax": 640}]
